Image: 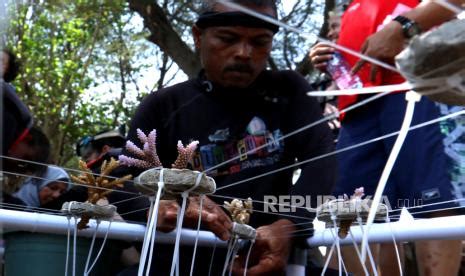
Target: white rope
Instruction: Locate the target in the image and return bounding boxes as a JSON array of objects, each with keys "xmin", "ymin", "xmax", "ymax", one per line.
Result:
[
  {"xmin": 208, "ymin": 237, "xmax": 219, "ymax": 276},
  {"xmin": 169, "ymin": 172, "xmax": 203, "ymax": 276},
  {"xmin": 357, "ymin": 217, "xmax": 378, "ymax": 276},
  {"xmin": 329, "ymin": 209, "xmax": 348, "ymax": 276},
  {"xmin": 189, "ymin": 194, "xmax": 205, "ymax": 276},
  {"xmin": 64, "ymin": 216, "xmax": 71, "ymax": 276},
  {"xmin": 222, "ymin": 236, "xmax": 237, "ymax": 276},
  {"xmin": 87, "ymin": 220, "xmax": 113, "ymax": 274},
  {"xmin": 143, "ymin": 168, "xmax": 165, "ymax": 276},
  {"xmin": 361, "ymin": 91, "xmax": 421, "ymax": 261},
  {"xmin": 321, "ymin": 241, "xmax": 337, "ymax": 276},
  {"xmin": 169, "ymin": 193, "xmax": 188, "ymax": 276},
  {"xmin": 348, "ymin": 230, "xmax": 370, "ymax": 276},
  {"xmin": 72, "ymin": 217, "xmax": 77, "ymax": 276},
  {"xmin": 84, "ymin": 220, "xmax": 101, "ymax": 276},
  {"xmin": 243, "ymin": 239, "xmax": 255, "ymax": 276},
  {"xmin": 386, "ymin": 216, "xmax": 403, "ymax": 276}
]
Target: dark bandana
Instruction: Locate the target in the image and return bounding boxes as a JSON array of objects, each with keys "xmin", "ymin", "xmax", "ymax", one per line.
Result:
[{"xmin": 195, "ymin": 11, "xmax": 279, "ymax": 33}]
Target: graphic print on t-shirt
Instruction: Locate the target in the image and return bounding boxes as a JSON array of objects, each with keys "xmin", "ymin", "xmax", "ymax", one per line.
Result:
[{"xmin": 191, "ymin": 116, "xmax": 284, "ymax": 176}]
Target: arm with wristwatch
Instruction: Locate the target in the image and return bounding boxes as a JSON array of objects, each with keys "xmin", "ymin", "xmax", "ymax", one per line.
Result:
[{"xmin": 352, "ymin": 0, "xmax": 464, "ymax": 77}]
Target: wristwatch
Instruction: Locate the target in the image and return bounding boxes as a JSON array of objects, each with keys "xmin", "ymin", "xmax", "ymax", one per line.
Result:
[{"xmin": 393, "ymin": 15, "xmax": 422, "ymax": 39}]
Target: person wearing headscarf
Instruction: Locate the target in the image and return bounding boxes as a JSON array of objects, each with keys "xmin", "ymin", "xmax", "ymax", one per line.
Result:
[{"xmin": 14, "ymin": 165, "xmax": 69, "ymax": 207}]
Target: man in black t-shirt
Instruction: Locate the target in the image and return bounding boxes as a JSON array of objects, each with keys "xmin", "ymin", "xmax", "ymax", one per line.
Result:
[{"xmin": 125, "ymin": 0, "xmax": 336, "ymax": 274}]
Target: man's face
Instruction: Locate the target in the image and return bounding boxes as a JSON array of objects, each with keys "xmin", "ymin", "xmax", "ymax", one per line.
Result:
[
  {"xmin": 193, "ymin": 4, "xmax": 275, "ymax": 88},
  {"xmin": 327, "ymin": 15, "xmax": 341, "ymax": 42}
]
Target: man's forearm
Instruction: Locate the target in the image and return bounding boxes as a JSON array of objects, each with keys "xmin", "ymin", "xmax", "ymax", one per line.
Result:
[{"xmin": 403, "ymin": 1, "xmax": 464, "ymax": 32}]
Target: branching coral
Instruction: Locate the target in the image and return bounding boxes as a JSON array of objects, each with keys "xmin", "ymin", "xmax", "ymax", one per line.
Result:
[
  {"xmin": 119, "ymin": 129, "xmax": 162, "ymax": 169},
  {"xmin": 70, "ymin": 158, "xmax": 132, "ymax": 229},
  {"xmin": 119, "ymin": 128, "xmax": 199, "ymax": 170},
  {"xmin": 171, "ymin": 140, "xmax": 200, "ymax": 169},
  {"xmin": 224, "ymin": 198, "xmax": 253, "ymax": 224}
]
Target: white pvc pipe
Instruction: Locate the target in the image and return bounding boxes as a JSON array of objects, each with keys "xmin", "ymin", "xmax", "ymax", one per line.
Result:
[
  {"xmin": 0, "ymin": 209, "xmax": 227, "ymax": 248},
  {"xmin": 4, "ymin": 210, "xmax": 465, "ymax": 252},
  {"xmin": 308, "ymin": 215, "xmax": 465, "ymax": 246}
]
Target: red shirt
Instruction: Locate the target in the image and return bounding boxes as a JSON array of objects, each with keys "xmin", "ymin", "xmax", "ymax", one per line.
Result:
[{"xmin": 337, "ymin": 0, "xmax": 419, "ymax": 111}]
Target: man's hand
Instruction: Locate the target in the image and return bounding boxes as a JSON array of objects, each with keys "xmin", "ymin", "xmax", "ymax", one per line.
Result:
[
  {"xmin": 352, "ymin": 21, "xmax": 406, "ymax": 81},
  {"xmin": 232, "ymin": 219, "xmax": 296, "ymax": 276},
  {"xmin": 309, "ymin": 43, "xmax": 335, "ymax": 72},
  {"xmin": 156, "ymin": 196, "xmax": 232, "ymax": 241}
]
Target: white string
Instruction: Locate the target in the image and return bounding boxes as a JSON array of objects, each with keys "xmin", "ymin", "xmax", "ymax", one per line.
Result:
[
  {"xmin": 208, "ymin": 237, "xmax": 219, "ymax": 276},
  {"xmin": 87, "ymin": 220, "xmax": 113, "ymax": 274},
  {"xmin": 106, "ymin": 194, "xmax": 148, "ymax": 207},
  {"xmin": 72, "ymin": 217, "xmax": 77, "ymax": 276},
  {"xmin": 0, "ymin": 154, "xmax": 140, "ymax": 186},
  {"xmin": 189, "ymin": 194, "xmax": 205, "ymax": 276},
  {"xmin": 389, "ymin": 197, "xmax": 465, "ymax": 213},
  {"xmin": 321, "ymin": 241, "xmax": 337, "ymax": 276},
  {"xmin": 386, "ymin": 216, "xmax": 403, "ymax": 276},
  {"xmin": 64, "ymin": 216, "xmax": 71, "ymax": 276},
  {"xmin": 391, "ymin": 205, "xmax": 465, "ymax": 218},
  {"xmin": 142, "ymin": 168, "xmax": 165, "ymax": 276},
  {"xmin": 228, "ymin": 239, "xmax": 241, "ymax": 276},
  {"xmin": 0, "ymin": 169, "xmax": 138, "ymax": 196},
  {"xmin": 0, "ymin": 202, "xmax": 63, "ymax": 216},
  {"xmin": 328, "ymin": 209, "xmax": 348, "ymax": 276},
  {"xmin": 361, "ymin": 91, "xmax": 420, "ymax": 261},
  {"xmin": 356, "ymin": 217, "xmax": 378, "ymax": 276},
  {"xmin": 170, "ymin": 194, "xmax": 188, "ymax": 276},
  {"xmin": 308, "ymin": 82, "xmax": 412, "ymax": 97},
  {"xmin": 84, "ymin": 220, "xmax": 100, "ymax": 276},
  {"xmin": 243, "ymin": 239, "xmax": 255, "ymax": 276},
  {"xmin": 169, "ymin": 172, "xmax": 203, "ymax": 276},
  {"xmin": 348, "ymin": 230, "xmax": 370, "ymax": 276},
  {"xmin": 222, "ymin": 236, "xmax": 237, "ymax": 276}
]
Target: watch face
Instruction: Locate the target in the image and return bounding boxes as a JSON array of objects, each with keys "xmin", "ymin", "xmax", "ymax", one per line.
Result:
[{"xmin": 404, "ymin": 22, "xmax": 421, "ymax": 38}]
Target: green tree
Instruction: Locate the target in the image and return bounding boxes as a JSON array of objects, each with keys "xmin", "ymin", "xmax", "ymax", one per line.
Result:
[{"xmin": 3, "ymin": 0, "xmax": 161, "ymax": 165}]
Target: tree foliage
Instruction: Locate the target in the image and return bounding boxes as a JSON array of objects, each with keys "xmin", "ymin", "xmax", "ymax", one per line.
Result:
[{"xmin": 3, "ymin": 0, "xmax": 163, "ymax": 165}]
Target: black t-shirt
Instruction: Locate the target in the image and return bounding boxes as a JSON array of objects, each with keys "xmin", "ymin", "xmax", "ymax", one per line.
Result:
[{"xmin": 126, "ymin": 70, "xmax": 336, "ymax": 232}]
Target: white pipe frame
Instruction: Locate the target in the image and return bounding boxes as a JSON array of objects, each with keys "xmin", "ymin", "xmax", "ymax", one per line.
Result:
[{"xmin": 2, "ymin": 209, "xmax": 465, "ymax": 247}]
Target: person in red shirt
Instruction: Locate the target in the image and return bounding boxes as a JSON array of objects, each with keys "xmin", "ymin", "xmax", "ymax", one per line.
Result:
[{"xmin": 311, "ymin": 0, "xmax": 462, "ymax": 275}]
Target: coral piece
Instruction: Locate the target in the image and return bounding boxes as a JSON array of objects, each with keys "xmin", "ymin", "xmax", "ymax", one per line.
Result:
[
  {"xmin": 70, "ymin": 158, "xmax": 132, "ymax": 229},
  {"xmin": 119, "ymin": 128, "xmax": 199, "ymax": 171},
  {"xmin": 135, "ymin": 168, "xmax": 216, "ymax": 196},
  {"xmin": 316, "ymin": 187, "xmax": 388, "ymax": 239},
  {"xmin": 224, "ymin": 198, "xmax": 253, "ymax": 225},
  {"xmin": 171, "ymin": 141, "xmax": 200, "ymax": 169},
  {"xmin": 119, "ymin": 129, "xmax": 162, "ymax": 169}
]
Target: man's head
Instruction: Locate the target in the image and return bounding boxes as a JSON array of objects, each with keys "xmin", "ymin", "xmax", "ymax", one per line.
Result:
[
  {"xmin": 5, "ymin": 126, "xmax": 51, "ymax": 174},
  {"xmin": 1, "ymin": 49, "xmax": 20, "ymax": 82},
  {"xmin": 76, "ymin": 129, "xmax": 126, "ymax": 163},
  {"xmin": 327, "ymin": 8, "xmax": 343, "ymax": 42},
  {"xmin": 193, "ymin": 0, "xmax": 278, "ymax": 88}
]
